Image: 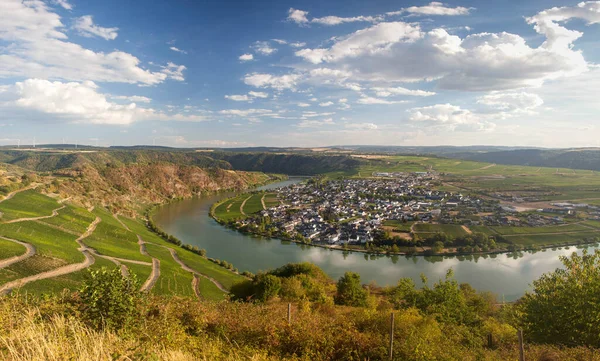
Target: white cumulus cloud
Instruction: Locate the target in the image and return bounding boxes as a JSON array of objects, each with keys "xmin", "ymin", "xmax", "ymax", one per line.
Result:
[
  {"xmin": 73, "ymin": 15, "xmax": 118, "ymax": 40},
  {"xmin": 239, "ymin": 53, "xmax": 254, "ymax": 61}
]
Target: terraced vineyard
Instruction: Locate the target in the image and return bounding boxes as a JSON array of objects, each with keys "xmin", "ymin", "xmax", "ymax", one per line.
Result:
[{"xmin": 0, "ymin": 189, "xmax": 242, "ymax": 300}]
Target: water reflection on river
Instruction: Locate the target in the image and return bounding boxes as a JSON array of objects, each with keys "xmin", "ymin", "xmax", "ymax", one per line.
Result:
[{"xmin": 153, "ymin": 178, "xmax": 596, "ymax": 301}]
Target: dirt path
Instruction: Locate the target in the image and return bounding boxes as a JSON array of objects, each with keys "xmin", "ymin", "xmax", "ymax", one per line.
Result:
[
  {"xmin": 114, "ymin": 214, "xmax": 131, "ymax": 231},
  {"xmin": 240, "ymin": 195, "xmax": 252, "ymax": 216},
  {"xmin": 0, "ymin": 217, "xmax": 104, "ymax": 294},
  {"xmin": 191, "ymin": 274, "xmax": 201, "ymax": 299},
  {"xmin": 0, "ymin": 236, "xmax": 36, "ymax": 269},
  {"xmin": 477, "ymin": 164, "xmax": 496, "ymax": 170},
  {"xmin": 0, "ymin": 251, "xmax": 95, "ymax": 296},
  {"xmin": 3, "ymin": 205, "xmax": 66, "ymax": 224},
  {"xmin": 137, "ymin": 236, "xmax": 160, "ymax": 292},
  {"xmin": 261, "ymin": 193, "xmax": 267, "ymax": 210},
  {"xmin": 461, "ymin": 225, "xmax": 473, "ymax": 234},
  {"xmin": 166, "ymin": 247, "xmax": 229, "ymax": 294}
]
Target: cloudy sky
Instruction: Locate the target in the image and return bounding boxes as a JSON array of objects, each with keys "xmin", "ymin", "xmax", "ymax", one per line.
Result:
[{"xmin": 0, "ymin": 0, "xmax": 599, "ymax": 148}]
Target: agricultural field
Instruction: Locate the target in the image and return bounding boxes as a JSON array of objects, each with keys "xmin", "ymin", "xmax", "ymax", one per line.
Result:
[
  {"xmin": 412, "ymin": 223, "xmax": 470, "ymax": 238},
  {"xmin": 332, "ymin": 155, "xmax": 600, "ymax": 205},
  {"xmin": 263, "ymin": 193, "xmax": 280, "ymax": 208},
  {"xmin": 143, "ymin": 243, "xmax": 196, "ymax": 298},
  {"xmin": 0, "ymin": 189, "xmax": 60, "ymax": 221},
  {"xmin": 243, "ymin": 193, "xmax": 265, "ymax": 215},
  {"xmin": 490, "ymin": 224, "xmax": 592, "ymax": 235},
  {"xmin": 502, "ymin": 231, "xmax": 600, "ymax": 246},
  {"xmin": 0, "ymin": 238, "xmax": 26, "ymax": 260},
  {"xmin": 82, "ymin": 208, "xmax": 149, "ymax": 263}
]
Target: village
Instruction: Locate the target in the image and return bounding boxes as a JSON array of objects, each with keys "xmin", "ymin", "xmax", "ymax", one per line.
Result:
[{"xmin": 235, "ymin": 173, "xmax": 594, "ymax": 249}]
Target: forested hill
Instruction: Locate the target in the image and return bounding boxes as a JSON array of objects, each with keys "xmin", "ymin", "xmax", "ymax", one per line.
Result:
[{"xmin": 0, "ymin": 149, "xmax": 360, "ymax": 175}]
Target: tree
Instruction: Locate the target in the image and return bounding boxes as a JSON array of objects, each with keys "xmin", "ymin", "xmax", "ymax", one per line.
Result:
[
  {"xmin": 255, "ymin": 274, "xmax": 282, "ymax": 302},
  {"xmin": 78, "ymin": 267, "xmax": 141, "ymax": 331},
  {"xmin": 334, "ymin": 272, "xmax": 368, "ymax": 307},
  {"xmin": 519, "ymin": 250, "xmax": 600, "ymax": 346},
  {"xmin": 432, "ymin": 241, "xmax": 444, "ymax": 254}
]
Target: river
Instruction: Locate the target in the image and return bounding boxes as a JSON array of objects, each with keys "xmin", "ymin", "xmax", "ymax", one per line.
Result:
[{"xmin": 153, "ymin": 177, "xmax": 595, "ymax": 301}]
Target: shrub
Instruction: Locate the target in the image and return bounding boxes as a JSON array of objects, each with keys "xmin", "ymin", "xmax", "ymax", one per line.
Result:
[
  {"xmin": 334, "ymin": 272, "xmax": 368, "ymax": 307},
  {"xmin": 78, "ymin": 267, "xmax": 142, "ymax": 331}
]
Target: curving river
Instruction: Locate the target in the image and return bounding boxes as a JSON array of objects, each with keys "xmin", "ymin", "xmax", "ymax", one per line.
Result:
[{"xmin": 153, "ymin": 177, "xmax": 596, "ymax": 301}]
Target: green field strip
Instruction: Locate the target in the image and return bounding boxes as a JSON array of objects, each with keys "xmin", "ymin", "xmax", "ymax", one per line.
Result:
[
  {"xmin": 0, "ymin": 238, "xmax": 26, "ymax": 260},
  {"xmin": 0, "ymin": 190, "xmax": 61, "ymax": 222},
  {"xmin": 0, "ymin": 221, "xmax": 84, "ymax": 263},
  {"xmin": 174, "ymin": 248, "xmax": 245, "ymax": 290},
  {"xmin": 412, "ymin": 224, "xmax": 469, "ymax": 237},
  {"xmin": 197, "ymin": 276, "xmax": 226, "ymax": 301},
  {"xmin": 17, "ymin": 256, "xmax": 117, "ymax": 295},
  {"xmin": 491, "ymin": 224, "xmax": 592, "ymax": 235},
  {"xmin": 143, "ymin": 243, "xmax": 195, "ymax": 297},
  {"xmin": 503, "ymin": 232, "xmax": 600, "ymax": 245},
  {"xmin": 83, "ymin": 209, "xmax": 151, "ymax": 263},
  {"xmin": 242, "ymin": 193, "xmax": 265, "ymax": 215},
  {"xmin": 38, "ymin": 204, "xmax": 96, "ymax": 234}
]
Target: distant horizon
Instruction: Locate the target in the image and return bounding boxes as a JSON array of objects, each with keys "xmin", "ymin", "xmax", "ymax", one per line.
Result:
[{"xmin": 1, "ymin": 144, "xmax": 599, "ymax": 151}]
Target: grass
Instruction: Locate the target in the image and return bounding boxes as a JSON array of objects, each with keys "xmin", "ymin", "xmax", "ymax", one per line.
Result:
[
  {"xmin": 0, "ymin": 238, "xmax": 26, "ymax": 260},
  {"xmin": 503, "ymin": 231, "xmax": 599, "ymax": 245},
  {"xmin": 18, "ymin": 256, "xmax": 117, "ymax": 295},
  {"xmin": 0, "ymin": 221, "xmax": 84, "ymax": 263},
  {"xmin": 197, "ymin": 276, "xmax": 227, "ymax": 301},
  {"xmin": 82, "ymin": 208, "xmax": 150, "ymax": 263},
  {"xmin": 490, "ymin": 224, "xmax": 591, "ymax": 235},
  {"xmin": 213, "ymin": 196, "xmax": 245, "ymax": 222},
  {"xmin": 468, "ymin": 225, "xmax": 496, "ymax": 236},
  {"xmin": 143, "ymin": 243, "xmax": 196, "ymax": 298},
  {"xmin": 413, "ymin": 223, "xmax": 469, "ymax": 237},
  {"xmin": 38, "ymin": 205, "xmax": 95, "ymax": 234},
  {"xmin": 0, "ymin": 190, "xmax": 60, "ymax": 222},
  {"xmin": 174, "ymin": 248, "xmax": 245, "ymax": 290},
  {"xmin": 382, "ymin": 220, "xmax": 413, "ymax": 232},
  {"xmin": 243, "ymin": 193, "xmax": 265, "ymax": 215}
]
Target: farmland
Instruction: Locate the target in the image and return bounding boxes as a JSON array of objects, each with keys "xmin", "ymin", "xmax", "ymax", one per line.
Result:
[{"xmin": 0, "ymin": 188, "xmax": 242, "ymax": 299}]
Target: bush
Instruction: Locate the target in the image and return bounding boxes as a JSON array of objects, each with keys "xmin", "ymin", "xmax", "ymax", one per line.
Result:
[
  {"xmin": 334, "ymin": 272, "xmax": 368, "ymax": 307},
  {"xmin": 78, "ymin": 267, "xmax": 142, "ymax": 331}
]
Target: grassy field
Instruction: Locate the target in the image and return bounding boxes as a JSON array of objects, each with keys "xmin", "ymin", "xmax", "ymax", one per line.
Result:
[
  {"xmin": 143, "ymin": 243, "xmax": 196, "ymax": 298},
  {"xmin": 382, "ymin": 220, "xmax": 413, "ymax": 232},
  {"xmin": 0, "ymin": 238, "xmax": 26, "ymax": 260},
  {"xmin": 197, "ymin": 276, "xmax": 227, "ymax": 301},
  {"xmin": 0, "ymin": 221, "xmax": 84, "ymax": 263},
  {"xmin": 83, "ymin": 208, "xmax": 150, "ymax": 263},
  {"xmin": 175, "ymin": 248, "xmax": 245, "ymax": 289},
  {"xmin": 327, "ymin": 155, "xmax": 600, "ymax": 204},
  {"xmin": 17, "ymin": 256, "xmax": 117, "ymax": 295},
  {"xmin": 39, "ymin": 205, "xmax": 96, "ymax": 234},
  {"xmin": 490, "ymin": 224, "xmax": 591, "ymax": 235},
  {"xmin": 243, "ymin": 193, "xmax": 265, "ymax": 215},
  {"xmin": 413, "ymin": 223, "xmax": 470, "ymax": 238},
  {"xmin": 0, "ymin": 190, "xmax": 60, "ymax": 221},
  {"xmin": 502, "ymin": 231, "xmax": 599, "ymax": 245}
]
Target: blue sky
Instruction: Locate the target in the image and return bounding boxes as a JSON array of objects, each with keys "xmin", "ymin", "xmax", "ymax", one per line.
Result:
[{"xmin": 0, "ymin": 0, "xmax": 599, "ymax": 148}]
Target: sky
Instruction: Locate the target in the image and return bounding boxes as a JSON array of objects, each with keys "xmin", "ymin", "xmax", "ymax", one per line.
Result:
[{"xmin": 0, "ymin": 0, "xmax": 599, "ymax": 148}]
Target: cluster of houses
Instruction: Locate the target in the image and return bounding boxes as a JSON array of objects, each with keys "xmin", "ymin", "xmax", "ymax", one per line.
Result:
[{"xmin": 236, "ymin": 175, "xmax": 598, "ymax": 247}]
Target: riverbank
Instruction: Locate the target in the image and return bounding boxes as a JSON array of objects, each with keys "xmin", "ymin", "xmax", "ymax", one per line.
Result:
[{"xmin": 143, "ymin": 174, "xmax": 289, "ymax": 277}]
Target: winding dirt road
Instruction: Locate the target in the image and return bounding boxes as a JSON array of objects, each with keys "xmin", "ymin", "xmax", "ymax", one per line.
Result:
[
  {"xmin": 261, "ymin": 194, "xmax": 267, "ymax": 210},
  {"xmin": 166, "ymin": 247, "xmax": 229, "ymax": 294},
  {"xmin": 0, "ymin": 236, "xmax": 36, "ymax": 269},
  {"xmin": 3, "ymin": 206, "xmax": 66, "ymax": 224},
  {"xmin": 137, "ymin": 236, "xmax": 160, "ymax": 292},
  {"xmin": 0, "ymin": 217, "xmax": 101, "ymax": 295}
]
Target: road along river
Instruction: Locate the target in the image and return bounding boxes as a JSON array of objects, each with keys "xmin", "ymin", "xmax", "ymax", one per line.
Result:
[{"xmin": 153, "ymin": 177, "xmax": 596, "ymax": 301}]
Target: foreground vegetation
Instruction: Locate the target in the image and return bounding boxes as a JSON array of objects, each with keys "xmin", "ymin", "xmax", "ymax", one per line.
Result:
[{"xmin": 2, "ymin": 251, "xmax": 600, "ymax": 360}]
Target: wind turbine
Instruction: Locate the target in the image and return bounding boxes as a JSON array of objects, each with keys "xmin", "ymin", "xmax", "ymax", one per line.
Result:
[{"xmin": 33, "ymin": 137, "xmax": 36, "ymax": 149}]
